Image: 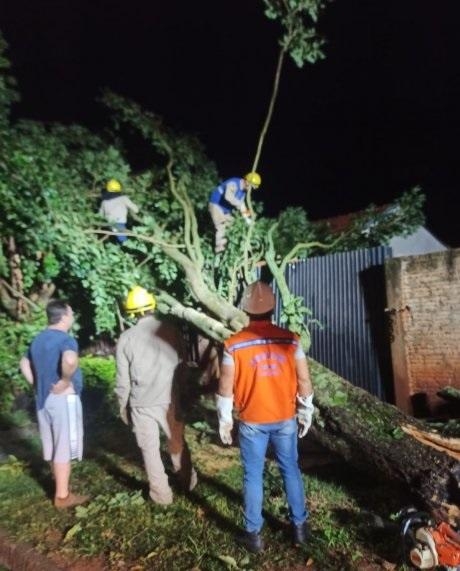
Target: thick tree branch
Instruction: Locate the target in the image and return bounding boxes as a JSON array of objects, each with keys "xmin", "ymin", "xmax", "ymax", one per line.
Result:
[
  {"xmin": 86, "ymin": 228, "xmax": 185, "ymax": 249},
  {"xmin": 0, "ymin": 278, "xmax": 40, "ymax": 311},
  {"xmin": 251, "ymin": 46, "xmax": 286, "ymax": 173},
  {"xmin": 157, "ymin": 290, "xmax": 233, "ymax": 342},
  {"xmin": 280, "ymin": 237, "xmax": 343, "ymax": 273}
]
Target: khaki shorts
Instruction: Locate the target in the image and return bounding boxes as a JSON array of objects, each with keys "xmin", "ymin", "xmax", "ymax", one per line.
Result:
[{"xmin": 37, "ymin": 393, "xmax": 83, "ymax": 462}]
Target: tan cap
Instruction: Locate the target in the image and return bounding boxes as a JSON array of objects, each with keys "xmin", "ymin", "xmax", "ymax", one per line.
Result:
[{"xmin": 241, "ymin": 281, "xmax": 275, "ymax": 315}]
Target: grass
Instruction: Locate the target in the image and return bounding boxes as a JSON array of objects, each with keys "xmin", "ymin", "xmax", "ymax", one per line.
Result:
[{"xmin": 0, "ymin": 392, "xmax": 412, "ymax": 571}]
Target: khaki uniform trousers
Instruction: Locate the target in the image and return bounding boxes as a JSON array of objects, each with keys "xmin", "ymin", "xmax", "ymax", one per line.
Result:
[
  {"xmin": 130, "ymin": 395, "xmax": 196, "ymax": 505},
  {"xmin": 208, "ymin": 203, "xmax": 233, "ymax": 253}
]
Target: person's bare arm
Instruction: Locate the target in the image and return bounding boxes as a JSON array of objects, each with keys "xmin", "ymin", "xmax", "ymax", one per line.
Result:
[
  {"xmin": 218, "ymin": 363, "xmax": 235, "ymax": 397},
  {"xmin": 19, "ymin": 356, "xmax": 34, "ymax": 386},
  {"xmin": 296, "ymin": 357, "xmax": 313, "ymax": 397},
  {"xmin": 51, "ymin": 349, "xmax": 78, "ymax": 394}
]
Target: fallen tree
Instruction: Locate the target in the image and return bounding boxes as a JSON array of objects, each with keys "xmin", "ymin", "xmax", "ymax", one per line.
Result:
[
  {"xmin": 309, "ymin": 359, "xmax": 460, "ymax": 523},
  {"xmin": 2, "ymin": 29, "xmax": 457, "ymax": 525},
  {"xmin": 92, "ymin": 96, "xmax": 457, "ymax": 520}
]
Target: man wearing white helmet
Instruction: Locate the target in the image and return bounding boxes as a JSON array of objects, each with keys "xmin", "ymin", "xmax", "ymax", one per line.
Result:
[
  {"xmin": 208, "ymin": 172, "xmax": 261, "ymax": 253},
  {"xmin": 115, "ymin": 286, "xmax": 197, "ymax": 505}
]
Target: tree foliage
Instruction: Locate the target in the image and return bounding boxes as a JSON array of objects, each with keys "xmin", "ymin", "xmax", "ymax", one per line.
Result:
[
  {"xmin": 0, "ymin": 34, "xmax": 18, "ymax": 128},
  {"xmin": 251, "ymin": 0, "xmax": 328, "ymax": 172},
  {"xmin": 262, "ymin": 0, "xmax": 328, "ymax": 68},
  {"xmin": 0, "ymin": 29, "xmax": 425, "ymax": 412},
  {"xmin": 328, "ymin": 187, "xmax": 426, "ymax": 251}
]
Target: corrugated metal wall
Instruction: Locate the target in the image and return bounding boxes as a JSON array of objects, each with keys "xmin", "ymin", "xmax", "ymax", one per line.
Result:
[{"xmin": 272, "ymin": 246, "xmax": 393, "ymax": 400}]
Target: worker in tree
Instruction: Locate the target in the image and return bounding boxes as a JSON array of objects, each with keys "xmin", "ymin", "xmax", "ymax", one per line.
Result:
[
  {"xmin": 208, "ymin": 172, "xmax": 261, "ymax": 253},
  {"xmin": 216, "ymin": 281, "xmax": 314, "ymax": 553},
  {"xmin": 115, "ymin": 286, "xmax": 197, "ymax": 505},
  {"xmin": 99, "ymin": 179, "xmax": 140, "ymax": 243}
]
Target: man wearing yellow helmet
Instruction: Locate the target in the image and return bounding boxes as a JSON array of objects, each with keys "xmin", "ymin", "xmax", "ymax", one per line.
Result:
[
  {"xmin": 208, "ymin": 172, "xmax": 261, "ymax": 253},
  {"xmin": 115, "ymin": 286, "xmax": 197, "ymax": 505},
  {"xmin": 99, "ymin": 179, "xmax": 140, "ymax": 243}
]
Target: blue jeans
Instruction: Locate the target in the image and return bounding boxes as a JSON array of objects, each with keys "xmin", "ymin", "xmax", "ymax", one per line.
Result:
[
  {"xmin": 114, "ymin": 222, "xmax": 127, "ymax": 243},
  {"xmin": 238, "ymin": 417, "xmax": 307, "ymax": 533}
]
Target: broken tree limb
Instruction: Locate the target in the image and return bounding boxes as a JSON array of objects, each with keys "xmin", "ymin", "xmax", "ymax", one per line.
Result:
[
  {"xmin": 308, "ymin": 359, "xmax": 460, "ymax": 522},
  {"xmin": 438, "ymin": 387, "xmax": 460, "ymax": 404},
  {"xmin": 401, "ymin": 425, "xmax": 460, "ymax": 458}
]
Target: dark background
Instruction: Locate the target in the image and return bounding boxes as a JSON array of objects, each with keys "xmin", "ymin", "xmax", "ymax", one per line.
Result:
[{"xmin": 1, "ymin": 1, "xmax": 459, "ymax": 245}]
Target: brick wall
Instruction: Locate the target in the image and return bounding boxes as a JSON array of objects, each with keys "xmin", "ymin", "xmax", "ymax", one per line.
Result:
[{"xmin": 385, "ymin": 249, "xmax": 460, "ymax": 415}]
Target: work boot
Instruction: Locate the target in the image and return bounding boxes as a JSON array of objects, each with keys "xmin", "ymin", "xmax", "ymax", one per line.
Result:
[
  {"xmin": 54, "ymin": 492, "xmax": 90, "ymax": 509},
  {"xmin": 236, "ymin": 531, "xmax": 264, "ymax": 553},
  {"xmin": 292, "ymin": 521, "xmax": 310, "ymax": 546}
]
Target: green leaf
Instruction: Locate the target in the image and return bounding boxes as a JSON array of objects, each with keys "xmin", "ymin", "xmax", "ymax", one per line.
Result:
[
  {"xmin": 217, "ymin": 554, "xmax": 239, "ymax": 568},
  {"xmin": 390, "ymin": 427, "xmax": 405, "ymax": 440},
  {"xmin": 75, "ymin": 505, "xmax": 89, "ymax": 518},
  {"xmin": 63, "ymin": 522, "xmax": 82, "ymax": 542}
]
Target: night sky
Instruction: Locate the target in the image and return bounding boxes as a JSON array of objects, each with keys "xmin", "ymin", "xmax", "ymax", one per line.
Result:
[{"xmin": 1, "ymin": 1, "xmax": 459, "ymax": 246}]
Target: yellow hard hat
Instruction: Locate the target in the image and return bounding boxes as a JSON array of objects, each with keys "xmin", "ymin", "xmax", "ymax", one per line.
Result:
[
  {"xmin": 124, "ymin": 286, "xmax": 156, "ymax": 315},
  {"xmin": 244, "ymin": 172, "xmax": 261, "ymax": 188},
  {"xmin": 106, "ymin": 179, "xmax": 122, "ymax": 192}
]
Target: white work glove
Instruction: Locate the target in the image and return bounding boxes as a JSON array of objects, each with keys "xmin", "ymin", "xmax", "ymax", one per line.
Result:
[
  {"xmin": 215, "ymin": 393, "xmax": 234, "ymax": 445},
  {"xmin": 296, "ymin": 393, "xmax": 314, "ymax": 438}
]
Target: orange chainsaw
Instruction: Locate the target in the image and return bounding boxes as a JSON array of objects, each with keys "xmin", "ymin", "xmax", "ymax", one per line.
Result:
[{"xmin": 400, "ymin": 508, "xmax": 460, "ymax": 570}]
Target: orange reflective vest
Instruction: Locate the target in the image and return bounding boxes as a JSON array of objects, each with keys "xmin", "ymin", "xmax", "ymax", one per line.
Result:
[{"xmin": 224, "ymin": 320, "xmax": 300, "ymax": 423}]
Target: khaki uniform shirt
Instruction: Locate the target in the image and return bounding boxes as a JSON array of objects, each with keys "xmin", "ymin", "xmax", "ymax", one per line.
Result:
[{"xmin": 115, "ymin": 315, "xmax": 184, "ymax": 409}]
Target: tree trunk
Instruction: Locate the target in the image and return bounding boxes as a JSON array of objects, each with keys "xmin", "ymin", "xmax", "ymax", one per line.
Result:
[{"xmin": 309, "ymin": 360, "xmax": 460, "ymax": 523}]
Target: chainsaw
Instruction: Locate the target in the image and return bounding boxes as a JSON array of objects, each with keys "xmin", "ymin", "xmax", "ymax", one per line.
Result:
[{"xmin": 400, "ymin": 508, "xmax": 460, "ymax": 570}]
